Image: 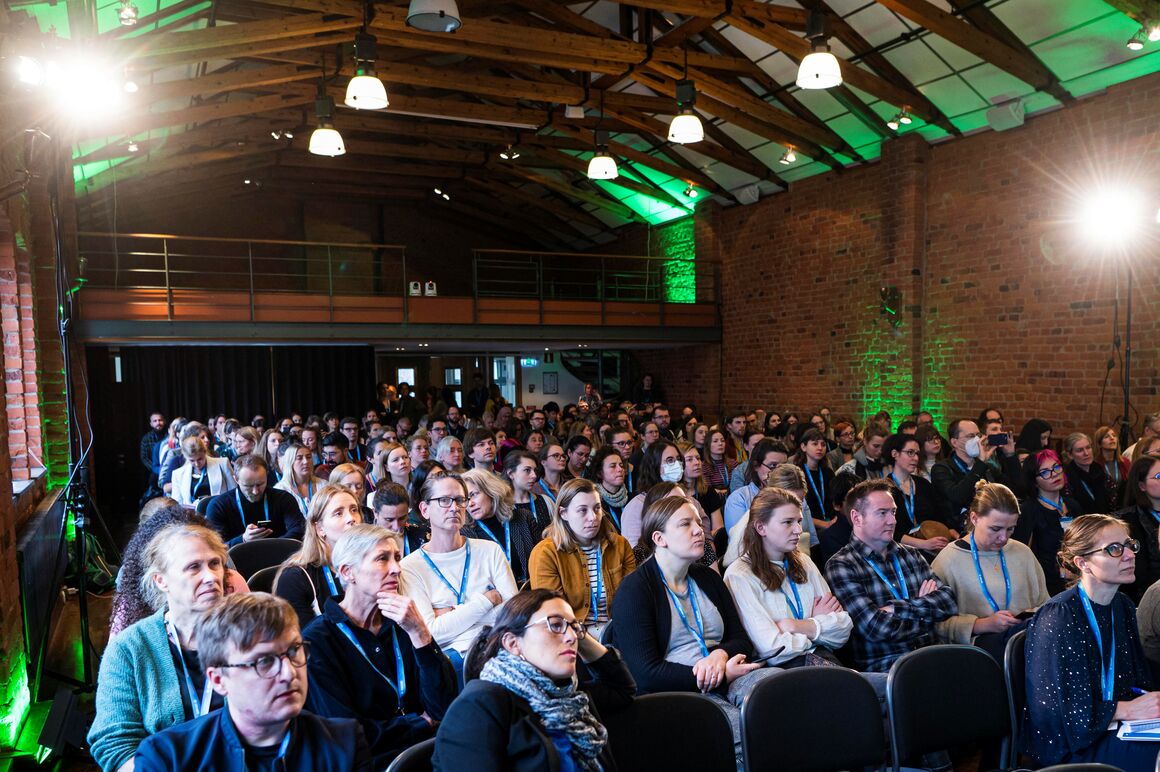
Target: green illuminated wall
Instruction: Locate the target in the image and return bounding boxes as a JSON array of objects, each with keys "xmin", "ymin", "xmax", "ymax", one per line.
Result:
[{"xmin": 647, "ymin": 215, "xmax": 696, "ymax": 304}]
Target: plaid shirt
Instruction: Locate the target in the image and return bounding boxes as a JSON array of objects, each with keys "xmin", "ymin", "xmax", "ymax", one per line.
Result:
[{"xmin": 824, "ymin": 536, "xmax": 957, "ymax": 672}]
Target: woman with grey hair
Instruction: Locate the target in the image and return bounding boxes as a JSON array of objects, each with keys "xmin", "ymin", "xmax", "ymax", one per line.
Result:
[
  {"xmin": 302, "ymin": 523, "xmax": 458, "ymax": 770},
  {"xmin": 89, "ymin": 523, "xmax": 231, "ymax": 771},
  {"xmin": 433, "ymin": 435, "xmax": 466, "ymax": 473},
  {"xmin": 1063, "ymin": 431, "xmax": 1112, "ymax": 514}
]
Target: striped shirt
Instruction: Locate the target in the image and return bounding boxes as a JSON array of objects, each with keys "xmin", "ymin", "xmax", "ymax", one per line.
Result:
[{"xmin": 581, "ymin": 544, "xmax": 607, "ymax": 623}]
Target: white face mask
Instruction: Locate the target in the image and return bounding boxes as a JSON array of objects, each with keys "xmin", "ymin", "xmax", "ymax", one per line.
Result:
[
  {"xmin": 964, "ymin": 436, "xmax": 982, "ymax": 459},
  {"xmin": 660, "ymin": 460, "xmax": 684, "ymax": 483}
]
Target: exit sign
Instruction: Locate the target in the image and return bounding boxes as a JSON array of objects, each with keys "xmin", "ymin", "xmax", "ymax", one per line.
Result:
[{"xmin": 520, "ymin": 357, "xmax": 539, "ymax": 367}]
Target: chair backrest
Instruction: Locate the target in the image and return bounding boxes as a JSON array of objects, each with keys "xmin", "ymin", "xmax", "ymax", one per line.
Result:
[
  {"xmin": 1004, "ymin": 629, "xmax": 1027, "ymax": 766},
  {"xmin": 742, "ymin": 667, "xmax": 885, "ymax": 772},
  {"xmin": 887, "ymin": 644, "xmax": 1011, "ymax": 772},
  {"xmin": 1036, "ymin": 765, "xmax": 1125, "ymax": 772},
  {"xmin": 195, "ymin": 495, "xmax": 213, "ymax": 517},
  {"xmin": 603, "ymin": 693, "xmax": 734, "ymax": 772},
  {"xmin": 228, "ymin": 538, "xmax": 302, "ymax": 580},
  {"xmin": 385, "ymin": 737, "xmax": 435, "ymax": 772},
  {"xmin": 246, "ymin": 565, "xmax": 281, "ymax": 594}
]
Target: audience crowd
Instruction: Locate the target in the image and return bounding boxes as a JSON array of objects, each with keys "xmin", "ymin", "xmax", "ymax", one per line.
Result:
[{"xmin": 104, "ymin": 380, "xmax": 1160, "ymax": 770}]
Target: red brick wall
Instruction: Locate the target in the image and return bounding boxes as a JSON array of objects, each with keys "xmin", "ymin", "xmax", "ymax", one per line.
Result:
[{"xmin": 630, "ymin": 71, "xmax": 1160, "ymax": 439}]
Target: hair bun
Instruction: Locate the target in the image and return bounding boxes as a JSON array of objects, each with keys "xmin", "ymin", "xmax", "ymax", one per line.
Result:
[{"xmin": 974, "ymin": 478, "xmax": 989, "ymax": 492}]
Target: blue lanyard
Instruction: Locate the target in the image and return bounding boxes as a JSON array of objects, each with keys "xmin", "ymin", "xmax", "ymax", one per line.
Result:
[
  {"xmin": 367, "ymin": 472, "xmax": 377, "ymax": 488},
  {"xmin": 1107, "ymin": 461, "xmax": 1121, "ymax": 484},
  {"xmin": 191, "ymin": 468, "xmax": 208, "ymax": 499},
  {"xmin": 1037, "ymin": 494, "xmax": 1063, "ymax": 513},
  {"xmin": 804, "ymin": 465, "xmax": 825, "ymax": 509},
  {"xmin": 952, "ymin": 455, "xmax": 971, "ymax": 474},
  {"xmin": 1150, "ymin": 510, "xmax": 1160, "ymax": 527},
  {"xmin": 1077, "ymin": 584, "xmax": 1116, "ymax": 702},
  {"xmin": 662, "ymin": 577, "xmax": 709, "ymax": 658},
  {"xmin": 604, "ymin": 502, "xmax": 622, "ymax": 532},
  {"xmin": 1079, "ymin": 479, "xmax": 1094, "ymax": 502},
  {"xmin": 889, "ymin": 473, "xmax": 915, "ymax": 527},
  {"xmin": 337, "ymin": 622, "xmax": 407, "ymax": 702},
  {"xmin": 863, "ymin": 551, "xmax": 910, "ymax": 601},
  {"xmin": 420, "ymin": 541, "xmax": 471, "ymax": 604},
  {"xmin": 165, "ymin": 618, "xmax": 214, "ymax": 718},
  {"xmin": 539, "ymin": 479, "xmax": 557, "ymax": 503},
  {"xmin": 478, "ymin": 520, "xmax": 511, "ymax": 561},
  {"xmin": 235, "ymin": 489, "xmax": 269, "ymax": 532},
  {"xmin": 969, "ymin": 533, "xmax": 1010, "ymax": 613},
  {"xmin": 780, "ymin": 559, "xmax": 804, "ymax": 619},
  {"xmin": 402, "ymin": 531, "xmax": 412, "ymax": 557},
  {"xmin": 588, "ymin": 546, "xmax": 604, "ymax": 622},
  {"xmin": 322, "ymin": 565, "xmax": 340, "ymax": 597}
]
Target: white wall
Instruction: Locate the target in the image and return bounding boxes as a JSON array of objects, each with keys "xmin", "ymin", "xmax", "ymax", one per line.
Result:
[{"xmin": 518, "ymin": 352, "xmax": 587, "ymax": 410}]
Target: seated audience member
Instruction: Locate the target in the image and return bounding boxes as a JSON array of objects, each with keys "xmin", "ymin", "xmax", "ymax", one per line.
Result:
[
  {"xmin": 172, "ymin": 435, "xmax": 236, "ymax": 508},
  {"xmin": 340, "ymin": 417, "xmax": 365, "ymax": 464},
  {"xmin": 723, "ymin": 464, "xmax": 817, "ymax": 568},
  {"xmin": 793, "ymin": 428, "xmax": 836, "ymax": 529},
  {"xmin": 303, "ymin": 525, "xmax": 457, "ymax": 769},
  {"xmin": 835, "ymin": 424, "xmax": 890, "ymax": 481},
  {"xmin": 932, "ymin": 419, "xmax": 1023, "ymax": 531},
  {"xmin": 382, "ymin": 441, "xmax": 413, "ymax": 488},
  {"xmin": 915, "ymin": 424, "xmax": 945, "ymax": 479},
  {"xmin": 1015, "ymin": 418, "xmax": 1053, "ymax": 461},
  {"xmin": 1022, "ymin": 514, "xmax": 1157, "ymax": 769},
  {"xmin": 408, "ymin": 460, "xmax": 447, "ymax": 527},
  {"xmin": 300, "ymin": 426, "xmax": 322, "ymax": 467},
  {"xmin": 724, "ymin": 439, "xmax": 791, "ymax": 532},
  {"xmin": 670, "ymin": 440, "xmax": 724, "ymax": 534},
  {"xmin": 931, "ymin": 481, "xmax": 1048, "ymax": 662},
  {"xmin": 433, "ymin": 589, "xmax": 635, "ymax": 772},
  {"xmin": 401, "ymin": 473, "xmax": 519, "ymax": 683},
  {"xmin": 502, "ymin": 450, "xmax": 552, "ymax": 538},
  {"xmin": 702, "ymin": 428, "xmax": 736, "ymax": 496},
  {"xmin": 825, "ymin": 479, "xmax": 957, "ymax": 672},
  {"xmin": 611, "ymin": 495, "xmax": 774, "ymax": 759},
  {"xmin": 727, "ymin": 430, "xmax": 768, "ymax": 494},
  {"xmin": 537, "ymin": 441, "xmax": 568, "ymax": 503},
  {"xmin": 328, "ymin": 462, "xmax": 372, "ymax": 521},
  {"xmin": 364, "ymin": 437, "xmax": 390, "ymax": 491},
  {"xmin": 135, "ymin": 593, "xmax": 371, "ymax": 771},
  {"xmin": 89, "ymin": 524, "xmax": 232, "ymax": 771},
  {"xmin": 724, "ymin": 487, "xmax": 855, "ymax": 668},
  {"xmin": 229, "ymin": 426, "xmax": 260, "ymax": 463},
  {"xmin": 462, "ymin": 467, "xmax": 537, "ymax": 585},
  {"xmin": 1095, "ymin": 424, "xmax": 1130, "ymax": 496},
  {"xmin": 1065, "ymin": 431, "xmax": 1113, "ymax": 515},
  {"xmin": 274, "ymin": 441, "xmax": 328, "ymax": 517},
  {"xmin": 816, "ymin": 473, "xmax": 861, "ymax": 567},
  {"xmin": 273, "ymin": 484, "xmax": 361, "ymax": 626},
  {"xmin": 1015, "ymin": 449, "xmax": 1079, "ymax": 597},
  {"xmin": 585, "ymin": 446, "xmax": 631, "ymax": 534},
  {"xmin": 628, "ymin": 482, "xmax": 719, "ymax": 570},
  {"xmin": 620, "ymin": 441, "xmax": 679, "ymax": 545},
  {"xmin": 205, "ymin": 454, "xmax": 304, "ymax": 546},
  {"xmin": 825, "ymin": 421, "xmax": 858, "ymax": 471},
  {"xmin": 257, "ymin": 429, "xmax": 284, "ymax": 485},
  {"xmin": 465, "ymin": 427, "xmax": 499, "ymax": 472},
  {"xmin": 1137, "ymin": 569, "xmax": 1160, "ymax": 684},
  {"xmin": 433, "ymin": 435, "xmax": 466, "ymax": 474},
  {"xmin": 110, "ymin": 502, "xmax": 247, "ymax": 637},
  {"xmin": 1116, "ymin": 456, "xmax": 1160, "ymax": 602},
  {"xmin": 529, "ymin": 479, "xmax": 636, "ymax": 641},
  {"xmin": 564, "ymin": 435, "xmax": 593, "ymax": 480},
  {"xmin": 883, "ymin": 434, "xmax": 955, "ymax": 554},
  {"xmin": 407, "ymin": 433, "xmax": 431, "ymax": 471},
  {"xmin": 371, "ymin": 482, "xmax": 425, "ymax": 556}
]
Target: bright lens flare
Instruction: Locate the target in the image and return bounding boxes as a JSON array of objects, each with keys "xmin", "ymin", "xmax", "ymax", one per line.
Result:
[{"xmin": 1076, "ymin": 187, "xmax": 1148, "ymax": 250}]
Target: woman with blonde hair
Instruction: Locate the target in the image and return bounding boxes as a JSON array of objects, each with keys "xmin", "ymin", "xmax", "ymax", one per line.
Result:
[
  {"xmin": 724, "ymin": 487, "xmax": 853, "ymax": 667},
  {"xmin": 529, "ymin": 478, "xmax": 636, "ymax": 640},
  {"xmin": 462, "ymin": 467, "xmax": 537, "ymax": 585},
  {"xmin": 1022, "ymin": 513, "xmax": 1157, "ymax": 768},
  {"xmin": 171, "ymin": 435, "xmax": 235, "ymax": 508},
  {"xmin": 274, "ymin": 440, "xmax": 327, "ymax": 517},
  {"xmin": 329, "ymin": 461, "xmax": 373, "ymax": 521},
  {"xmin": 931, "ymin": 480, "xmax": 1048, "ymax": 662},
  {"xmin": 273, "ymin": 483, "xmax": 362, "ymax": 625}
]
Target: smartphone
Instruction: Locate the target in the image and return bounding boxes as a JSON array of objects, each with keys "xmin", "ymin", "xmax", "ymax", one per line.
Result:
[
  {"xmin": 255, "ymin": 519, "xmax": 273, "ymax": 529},
  {"xmin": 987, "ymin": 433, "xmax": 1009, "ymax": 447},
  {"xmin": 749, "ymin": 645, "xmax": 786, "ymax": 664}
]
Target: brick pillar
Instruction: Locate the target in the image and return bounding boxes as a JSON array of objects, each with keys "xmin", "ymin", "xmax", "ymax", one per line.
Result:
[{"xmin": 0, "ymin": 216, "xmax": 28, "ymax": 480}]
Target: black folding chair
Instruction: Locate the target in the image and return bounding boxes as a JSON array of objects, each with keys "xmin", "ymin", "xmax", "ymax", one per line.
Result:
[
  {"xmin": 228, "ymin": 537, "xmax": 301, "ymax": 580},
  {"xmin": 741, "ymin": 667, "xmax": 885, "ymax": 772},
  {"xmin": 385, "ymin": 737, "xmax": 435, "ymax": 772},
  {"xmin": 1036, "ymin": 765, "xmax": 1125, "ymax": 771},
  {"xmin": 603, "ymin": 692, "xmax": 734, "ymax": 772},
  {"xmin": 1004, "ymin": 629, "xmax": 1027, "ymax": 768},
  {"xmin": 245, "ymin": 565, "xmax": 281, "ymax": 594},
  {"xmin": 887, "ymin": 644, "xmax": 1011, "ymax": 772}
]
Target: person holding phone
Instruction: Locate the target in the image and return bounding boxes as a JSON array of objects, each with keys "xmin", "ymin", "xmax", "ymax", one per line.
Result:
[
  {"xmin": 932, "ymin": 418, "xmax": 1024, "ymax": 532},
  {"xmin": 931, "ymin": 481, "xmax": 1049, "ymax": 662},
  {"xmin": 206, "ymin": 455, "xmax": 304, "ymax": 546}
]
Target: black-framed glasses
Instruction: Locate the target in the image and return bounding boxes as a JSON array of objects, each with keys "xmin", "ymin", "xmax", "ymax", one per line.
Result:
[
  {"xmin": 759, "ymin": 460, "xmax": 781, "ymax": 470},
  {"xmin": 546, "ymin": 453, "xmax": 567, "ymax": 461},
  {"xmin": 1081, "ymin": 539, "xmax": 1141, "ymax": 558},
  {"xmin": 899, "ymin": 449, "xmax": 920, "ymax": 457},
  {"xmin": 219, "ymin": 641, "xmax": 310, "ymax": 678},
  {"xmin": 426, "ymin": 495, "xmax": 468, "ymax": 508},
  {"xmin": 1036, "ymin": 463, "xmax": 1063, "ymax": 479},
  {"xmin": 526, "ymin": 615, "xmax": 587, "ymax": 639}
]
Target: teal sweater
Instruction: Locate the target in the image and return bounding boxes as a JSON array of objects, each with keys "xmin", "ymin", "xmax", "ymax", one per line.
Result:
[{"xmin": 88, "ymin": 608, "xmax": 186, "ymax": 771}]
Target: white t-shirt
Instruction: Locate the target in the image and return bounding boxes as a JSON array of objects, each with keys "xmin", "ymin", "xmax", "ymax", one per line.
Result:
[{"xmin": 401, "ymin": 538, "xmax": 518, "ymax": 654}]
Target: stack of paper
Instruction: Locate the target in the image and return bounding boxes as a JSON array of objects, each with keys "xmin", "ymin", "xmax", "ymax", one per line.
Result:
[{"xmin": 1117, "ymin": 718, "xmax": 1160, "ymax": 741}]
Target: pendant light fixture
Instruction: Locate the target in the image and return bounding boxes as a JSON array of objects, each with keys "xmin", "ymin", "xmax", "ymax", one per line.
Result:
[
  {"xmin": 668, "ymin": 47, "xmax": 703, "ymax": 144},
  {"xmin": 345, "ymin": 31, "xmax": 388, "ymax": 109},
  {"xmin": 587, "ymin": 91, "xmax": 618, "ymax": 180},
  {"xmin": 796, "ymin": 12, "xmax": 841, "ymax": 90},
  {"xmin": 309, "ymin": 82, "xmax": 345, "ymax": 157},
  {"xmin": 406, "ymin": 0, "xmax": 461, "ymax": 33}
]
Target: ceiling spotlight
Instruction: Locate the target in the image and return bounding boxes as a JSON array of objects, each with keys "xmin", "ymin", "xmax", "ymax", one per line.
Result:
[
  {"xmin": 587, "ymin": 130, "xmax": 618, "ymax": 180},
  {"xmin": 127, "ymin": 141, "xmax": 139, "ymax": 153},
  {"xmin": 119, "ymin": 0, "xmax": 139, "ymax": 26},
  {"xmin": 345, "ymin": 32, "xmax": 388, "ymax": 110},
  {"xmin": 1149, "ymin": 21, "xmax": 1160, "ymax": 42},
  {"xmin": 244, "ymin": 178, "xmax": 252, "ymax": 184},
  {"xmin": 406, "ymin": 0, "xmax": 461, "ymax": 32},
  {"xmin": 899, "ymin": 110, "xmax": 913, "ymax": 125},
  {"xmin": 797, "ymin": 12, "xmax": 842, "ymax": 90},
  {"xmin": 683, "ymin": 184, "xmax": 698, "ymax": 198},
  {"xmin": 778, "ymin": 147, "xmax": 797, "ymax": 165},
  {"xmin": 433, "ymin": 188, "xmax": 450, "ymax": 200},
  {"xmin": 499, "ymin": 144, "xmax": 520, "ymax": 160},
  {"xmin": 1127, "ymin": 29, "xmax": 1146, "ymax": 50},
  {"xmin": 308, "ymin": 86, "xmax": 345, "ymax": 157}
]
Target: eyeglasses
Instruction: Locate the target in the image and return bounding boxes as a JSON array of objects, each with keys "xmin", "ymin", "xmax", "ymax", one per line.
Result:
[
  {"xmin": 546, "ymin": 453, "xmax": 566, "ymax": 461},
  {"xmin": 526, "ymin": 615, "xmax": 587, "ymax": 639},
  {"xmin": 838, "ymin": 431, "xmax": 855, "ymax": 438},
  {"xmin": 426, "ymin": 495, "xmax": 468, "ymax": 508},
  {"xmin": 1036, "ymin": 464, "xmax": 1063, "ymax": 479},
  {"xmin": 612, "ymin": 440, "xmax": 633, "ymax": 448},
  {"xmin": 1081, "ymin": 539, "xmax": 1141, "ymax": 558},
  {"xmin": 759, "ymin": 460, "xmax": 781, "ymax": 470},
  {"xmin": 899, "ymin": 449, "xmax": 920, "ymax": 457},
  {"xmin": 220, "ymin": 641, "xmax": 310, "ymax": 678}
]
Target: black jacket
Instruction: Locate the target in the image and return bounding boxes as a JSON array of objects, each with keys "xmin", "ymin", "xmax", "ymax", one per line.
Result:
[
  {"xmin": 432, "ymin": 649, "xmax": 635, "ymax": 772},
  {"xmin": 1014, "ymin": 495, "xmax": 1079, "ymax": 597},
  {"xmin": 889, "ymin": 474, "xmax": 952, "ymax": 538},
  {"xmin": 1065, "ymin": 461, "xmax": 1113, "ymax": 515},
  {"xmin": 932, "ymin": 452, "xmax": 1026, "ymax": 530},
  {"xmin": 1117, "ymin": 505, "xmax": 1160, "ymax": 603},
  {"xmin": 205, "ymin": 487, "xmax": 305, "ymax": 546}
]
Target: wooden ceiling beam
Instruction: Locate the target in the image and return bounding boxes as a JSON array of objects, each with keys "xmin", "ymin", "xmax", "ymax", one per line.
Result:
[
  {"xmin": 370, "ymin": 60, "xmax": 585, "ymax": 105},
  {"xmin": 115, "ymin": 13, "xmax": 360, "ymax": 62},
  {"xmin": 129, "ymin": 31, "xmax": 351, "ymax": 71},
  {"xmin": 494, "ymin": 166, "xmax": 644, "ymax": 223},
  {"xmin": 274, "ymin": 154, "xmax": 467, "ymax": 179},
  {"xmin": 77, "ymin": 91, "xmax": 315, "ymax": 141},
  {"xmin": 464, "ymin": 175, "xmax": 609, "ymax": 233},
  {"xmin": 461, "ymin": 179, "xmax": 597, "ymax": 241},
  {"xmin": 102, "ymin": 0, "xmax": 212, "ymax": 39},
  {"xmin": 518, "ymin": 147, "xmax": 686, "ymax": 208},
  {"xmin": 513, "ymin": 0, "xmax": 626, "ymax": 39},
  {"xmin": 79, "ymin": 142, "xmax": 281, "ymax": 193},
  {"xmin": 1102, "ymin": 0, "xmax": 1160, "ymax": 23},
  {"xmin": 135, "ymin": 63, "xmax": 318, "ymax": 103},
  {"xmin": 287, "ymin": 135, "xmax": 489, "ymax": 164}
]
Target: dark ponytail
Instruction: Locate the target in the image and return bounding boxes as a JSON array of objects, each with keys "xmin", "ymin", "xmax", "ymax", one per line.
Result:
[{"xmin": 463, "ymin": 589, "xmax": 564, "ymax": 681}]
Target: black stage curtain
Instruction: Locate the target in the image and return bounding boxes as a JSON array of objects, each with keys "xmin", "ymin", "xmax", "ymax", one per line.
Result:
[{"xmin": 85, "ymin": 344, "xmax": 375, "ymax": 521}]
